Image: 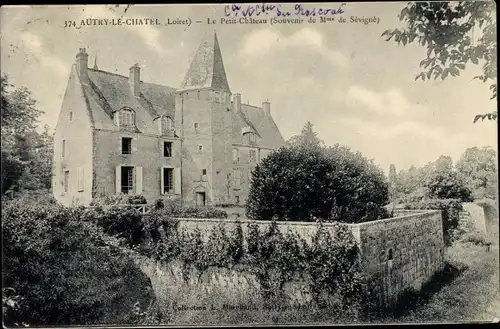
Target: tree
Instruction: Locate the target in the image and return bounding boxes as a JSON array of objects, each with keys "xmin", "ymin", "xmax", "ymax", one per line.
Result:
[
  {"xmin": 286, "ymin": 121, "xmax": 324, "ymax": 150},
  {"xmin": 382, "ymin": 1, "xmax": 497, "ymax": 122},
  {"xmin": 247, "ymin": 137, "xmax": 389, "ymax": 223},
  {"xmin": 456, "ymin": 146, "xmax": 498, "ymax": 199},
  {"xmin": 1, "ymin": 75, "xmax": 53, "ymax": 194},
  {"xmin": 424, "ymin": 168, "xmax": 472, "ymax": 201}
]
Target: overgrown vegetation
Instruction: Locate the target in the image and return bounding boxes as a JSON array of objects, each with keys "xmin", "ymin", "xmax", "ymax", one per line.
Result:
[
  {"xmin": 2, "ymin": 200, "xmax": 155, "ymax": 326},
  {"xmin": 247, "ymin": 122, "xmax": 390, "ymax": 223}
]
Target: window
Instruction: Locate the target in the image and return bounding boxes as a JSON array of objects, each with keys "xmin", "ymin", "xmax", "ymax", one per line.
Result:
[
  {"xmin": 64, "ymin": 170, "xmax": 69, "ymax": 193},
  {"xmin": 122, "ymin": 137, "xmax": 132, "ymax": 155},
  {"xmin": 121, "ymin": 166, "xmax": 134, "ymax": 194},
  {"xmin": 163, "ymin": 116, "xmax": 173, "ymax": 132},
  {"xmin": 233, "ymin": 169, "xmax": 241, "ymax": 188},
  {"xmin": 62, "ymin": 139, "xmax": 66, "ymax": 158},
  {"xmin": 164, "ymin": 142, "xmax": 172, "ymax": 157},
  {"xmin": 214, "ymin": 91, "xmax": 221, "ymax": 103},
  {"xmin": 198, "ymin": 144, "xmax": 203, "ymax": 151},
  {"xmin": 194, "ymin": 122, "xmax": 199, "ymax": 129},
  {"xmin": 388, "ymin": 249, "xmax": 393, "ymax": 261},
  {"xmin": 249, "ymin": 132, "xmax": 256, "ymax": 143},
  {"xmin": 249, "ymin": 150, "xmax": 256, "ymax": 162},
  {"xmin": 119, "ymin": 108, "xmax": 135, "ymax": 128},
  {"xmin": 235, "ymin": 195, "xmax": 240, "ymax": 204},
  {"xmin": 248, "ymin": 169, "xmax": 253, "ymax": 184},
  {"xmin": 202, "ymin": 169, "xmax": 207, "ymax": 175},
  {"xmin": 69, "ymin": 111, "xmax": 73, "ymax": 122},
  {"xmin": 77, "ymin": 168, "xmax": 84, "ymax": 192},
  {"xmin": 163, "ymin": 168, "xmax": 174, "ymax": 194},
  {"xmin": 232, "ymin": 148, "xmax": 239, "ymax": 163}
]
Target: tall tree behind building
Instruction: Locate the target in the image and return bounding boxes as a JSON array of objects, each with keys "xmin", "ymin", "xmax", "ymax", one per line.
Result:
[{"xmin": 1, "ymin": 74, "xmax": 53, "ymax": 194}]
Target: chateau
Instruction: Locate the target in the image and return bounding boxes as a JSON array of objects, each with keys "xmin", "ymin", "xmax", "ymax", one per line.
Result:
[{"xmin": 52, "ymin": 32, "xmax": 284, "ymax": 206}]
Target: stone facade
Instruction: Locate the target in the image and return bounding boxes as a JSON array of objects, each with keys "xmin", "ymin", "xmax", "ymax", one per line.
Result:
[
  {"xmin": 52, "ymin": 33, "xmax": 284, "ymax": 206},
  {"xmin": 167, "ymin": 209, "xmax": 444, "ymax": 307}
]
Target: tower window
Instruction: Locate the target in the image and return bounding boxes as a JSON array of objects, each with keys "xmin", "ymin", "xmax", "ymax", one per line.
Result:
[
  {"xmin": 202, "ymin": 169, "xmax": 207, "ymax": 175},
  {"xmin": 213, "ymin": 91, "xmax": 221, "ymax": 103},
  {"xmin": 232, "ymin": 148, "xmax": 239, "ymax": 163},
  {"xmin": 69, "ymin": 111, "xmax": 73, "ymax": 122},
  {"xmin": 249, "ymin": 150, "xmax": 256, "ymax": 162},
  {"xmin": 62, "ymin": 139, "xmax": 66, "ymax": 158},
  {"xmin": 194, "ymin": 122, "xmax": 199, "ymax": 129},
  {"xmin": 122, "ymin": 137, "xmax": 132, "ymax": 155},
  {"xmin": 198, "ymin": 144, "xmax": 203, "ymax": 151},
  {"xmin": 164, "ymin": 142, "xmax": 172, "ymax": 157}
]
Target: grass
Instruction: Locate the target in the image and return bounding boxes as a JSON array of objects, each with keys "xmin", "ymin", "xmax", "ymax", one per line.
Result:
[{"xmin": 374, "ymin": 242, "xmax": 499, "ymax": 323}]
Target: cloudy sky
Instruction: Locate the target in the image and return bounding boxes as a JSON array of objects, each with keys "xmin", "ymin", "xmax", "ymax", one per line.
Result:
[{"xmin": 1, "ymin": 3, "xmax": 497, "ymax": 173}]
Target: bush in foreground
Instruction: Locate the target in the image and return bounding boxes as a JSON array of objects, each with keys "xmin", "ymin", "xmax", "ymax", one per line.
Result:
[{"xmin": 2, "ymin": 201, "xmax": 155, "ymax": 326}]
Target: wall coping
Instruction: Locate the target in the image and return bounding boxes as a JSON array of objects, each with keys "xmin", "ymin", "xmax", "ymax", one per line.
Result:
[{"xmin": 174, "ymin": 209, "xmax": 440, "ymax": 228}]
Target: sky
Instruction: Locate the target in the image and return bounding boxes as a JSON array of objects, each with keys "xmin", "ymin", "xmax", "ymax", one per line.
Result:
[{"xmin": 1, "ymin": 3, "xmax": 497, "ymax": 173}]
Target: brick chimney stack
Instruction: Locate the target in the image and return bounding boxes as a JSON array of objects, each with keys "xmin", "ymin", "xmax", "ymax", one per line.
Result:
[
  {"xmin": 262, "ymin": 99, "xmax": 271, "ymax": 116},
  {"xmin": 76, "ymin": 48, "xmax": 89, "ymax": 83},
  {"xmin": 129, "ymin": 63, "xmax": 141, "ymax": 97},
  {"xmin": 233, "ymin": 93, "xmax": 242, "ymax": 112}
]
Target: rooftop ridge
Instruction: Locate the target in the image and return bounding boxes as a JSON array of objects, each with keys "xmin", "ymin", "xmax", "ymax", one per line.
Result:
[{"xmin": 88, "ymin": 68, "xmax": 177, "ymax": 90}]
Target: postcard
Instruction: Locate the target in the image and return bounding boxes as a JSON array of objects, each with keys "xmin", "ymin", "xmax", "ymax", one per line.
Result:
[{"xmin": 1, "ymin": 2, "xmax": 498, "ymax": 327}]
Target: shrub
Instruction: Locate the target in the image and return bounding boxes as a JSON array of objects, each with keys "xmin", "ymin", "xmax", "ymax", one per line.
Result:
[
  {"xmin": 403, "ymin": 198, "xmax": 462, "ymax": 246},
  {"xmin": 90, "ymin": 194, "xmax": 147, "ymax": 206},
  {"xmin": 160, "ymin": 199, "xmax": 228, "ymax": 218},
  {"xmin": 2, "ymin": 201, "xmax": 155, "ymax": 326},
  {"xmin": 83, "ymin": 206, "xmax": 144, "ymax": 247},
  {"xmin": 247, "ymin": 144, "xmax": 389, "ymax": 223},
  {"xmin": 306, "ymin": 223, "xmax": 362, "ymax": 309}
]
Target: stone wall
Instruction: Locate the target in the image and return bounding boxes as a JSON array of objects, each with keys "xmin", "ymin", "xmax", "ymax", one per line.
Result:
[
  {"xmin": 153, "ymin": 209, "xmax": 444, "ymax": 307},
  {"xmin": 350, "ymin": 210, "xmax": 445, "ymax": 306}
]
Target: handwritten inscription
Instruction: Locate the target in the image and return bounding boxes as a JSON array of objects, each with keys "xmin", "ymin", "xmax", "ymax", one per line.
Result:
[
  {"xmin": 224, "ymin": 3, "xmax": 346, "ymax": 18},
  {"xmin": 62, "ymin": 4, "xmax": 381, "ymax": 29}
]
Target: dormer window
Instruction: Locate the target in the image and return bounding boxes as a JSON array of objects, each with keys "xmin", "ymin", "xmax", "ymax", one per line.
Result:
[
  {"xmin": 243, "ymin": 132, "xmax": 257, "ymax": 144},
  {"xmin": 118, "ymin": 107, "xmax": 135, "ymax": 129},
  {"xmin": 163, "ymin": 116, "xmax": 173, "ymax": 132}
]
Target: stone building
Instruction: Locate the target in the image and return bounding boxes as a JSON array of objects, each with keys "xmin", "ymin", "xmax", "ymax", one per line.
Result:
[{"xmin": 52, "ymin": 32, "xmax": 284, "ymax": 206}]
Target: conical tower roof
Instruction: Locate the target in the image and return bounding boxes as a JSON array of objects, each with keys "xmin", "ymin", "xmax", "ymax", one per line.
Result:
[{"xmin": 179, "ymin": 31, "xmax": 231, "ymax": 93}]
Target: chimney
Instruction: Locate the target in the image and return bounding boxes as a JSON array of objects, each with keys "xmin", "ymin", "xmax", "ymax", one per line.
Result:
[
  {"xmin": 76, "ymin": 48, "xmax": 89, "ymax": 83},
  {"xmin": 262, "ymin": 100, "xmax": 271, "ymax": 116},
  {"xmin": 233, "ymin": 93, "xmax": 242, "ymax": 112},
  {"xmin": 129, "ymin": 63, "xmax": 140, "ymax": 97}
]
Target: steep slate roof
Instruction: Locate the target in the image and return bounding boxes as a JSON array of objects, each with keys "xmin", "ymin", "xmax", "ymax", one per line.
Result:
[
  {"xmin": 179, "ymin": 31, "xmax": 231, "ymax": 93},
  {"xmin": 77, "ymin": 32, "xmax": 284, "ymax": 149}
]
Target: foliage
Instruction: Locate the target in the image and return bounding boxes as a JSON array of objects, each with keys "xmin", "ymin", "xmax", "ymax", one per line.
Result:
[
  {"xmin": 306, "ymin": 223, "xmax": 363, "ymax": 309},
  {"xmin": 247, "ymin": 124, "xmax": 389, "ymax": 223},
  {"xmin": 392, "ymin": 154, "xmax": 474, "ymax": 203},
  {"xmin": 456, "ymin": 146, "xmax": 498, "ymax": 200},
  {"xmin": 2, "ymin": 201, "xmax": 155, "ymax": 326},
  {"xmin": 83, "ymin": 206, "xmax": 145, "ymax": 247},
  {"xmin": 382, "ymin": 1, "xmax": 497, "ymax": 122},
  {"xmin": 425, "ymin": 168, "xmax": 472, "ymax": 202},
  {"xmin": 403, "ymin": 198, "xmax": 462, "ymax": 246},
  {"xmin": 90, "ymin": 194, "xmax": 147, "ymax": 206},
  {"xmin": 160, "ymin": 199, "xmax": 228, "ymax": 219},
  {"xmin": 1, "ymin": 75, "xmax": 53, "ymax": 194},
  {"xmin": 285, "ymin": 121, "xmax": 324, "ymax": 151}
]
